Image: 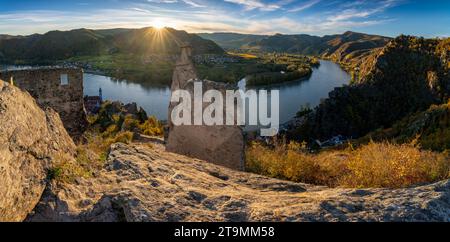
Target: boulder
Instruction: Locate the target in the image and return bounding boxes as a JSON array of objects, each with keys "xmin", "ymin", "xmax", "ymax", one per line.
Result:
[{"xmin": 0, "ymin": 80, "xmax": 76, "ymax": 221}]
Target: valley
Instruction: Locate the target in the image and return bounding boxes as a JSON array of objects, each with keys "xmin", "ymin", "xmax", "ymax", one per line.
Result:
[
  {"xmin": 1, "ymin": 25, "xmax": 449, "ymax": 222},
  {"xmin": 0, "ymin": 28, "xmax": 385, "ymax": 87},
  {"xmin": 2, "ymin": 27, "xmax": 448, "ymax": 150}
]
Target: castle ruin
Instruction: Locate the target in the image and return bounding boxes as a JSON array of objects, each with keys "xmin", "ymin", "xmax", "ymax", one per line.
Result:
[
  {"xmin": 0, "ymin": 68, "xmax": 87, "ymax": 137},
  {"xmin": 166, "ymin": 45, "xmax": 245, "ymax": 170}
]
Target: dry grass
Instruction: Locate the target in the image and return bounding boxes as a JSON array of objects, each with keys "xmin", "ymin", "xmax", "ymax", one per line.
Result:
[
  {"xmin": 49, "ymin": 111, "xmax": 164, "ymax": 183},
  {"xmin": 246, "ymin": 141, "xmax": 450, "ymax": 188},
  {"xmin": 49, "ymin": 130, "xmax": 135, "ymax": 183},
  {"xmin": 49, "ymin": 152, "xmax": 91, "ymax": 183}
]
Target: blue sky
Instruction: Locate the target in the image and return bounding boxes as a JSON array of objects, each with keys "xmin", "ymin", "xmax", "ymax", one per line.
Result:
[{"xmin": 0, "ymin": 0, "xmax": 449, "ymax": 37}]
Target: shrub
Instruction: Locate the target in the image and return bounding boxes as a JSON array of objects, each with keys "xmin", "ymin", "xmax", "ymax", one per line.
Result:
[
  {"xmin": 122, "ymin": 114, "xmax": 140, "ymax": 131},
  {"xmin": 246, "ymin": 141, "xmax": 347, "ymax": 187},
  {"xmin": 113, "ymin": 131, "xmax": 134, "ymax": 144},
  {"xmin": 358, "ymin": 101, "xmax": 450, "ymax": 152},
  {"xmin": 246, "ymin": 141, "xmax": 450, "ymax": 188},
  {"xmin": 341, "ymin": 142, "xmax": 450, "ymax": 188},
  {"xmin": 102, "ymin": 124, "xmax": 120, "ymax": 138},
  {"xmin": 296, "ymin": 104, "xmax": 313, "ymax": 118},
  {"xmin": 49, "ymin": 152, "xmax": 91, "ymax": 183},
  {"xmin": 68, "ymin": 108, "xmax": 163, "ymax": 184},
  {"xmin": 139, "ymin": 116, "xmax": 164, "ymax": 137},
  {"xmin": 47, "ymin": 167, "xmax": 62, "ymax": 180}
]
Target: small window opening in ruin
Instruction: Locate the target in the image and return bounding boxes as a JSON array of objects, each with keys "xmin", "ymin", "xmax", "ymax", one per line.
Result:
[{"xmin": 60, "ymin": 74, "xmax": 69, "ymax": 85}]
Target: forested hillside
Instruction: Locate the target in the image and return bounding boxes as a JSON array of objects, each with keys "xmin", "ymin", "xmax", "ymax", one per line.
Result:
[
  {"xmin": 0, "ymin": 27, "xmax": 224, "ymax": 63},
  {"xmin": 291, "ymin": 36, "xmax": 450, "ymax": 143}
]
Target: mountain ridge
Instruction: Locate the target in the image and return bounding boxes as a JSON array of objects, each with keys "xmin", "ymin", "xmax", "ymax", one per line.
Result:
[
  {"xmin": 197, "ymin": 32, "xmax": 268, "ymax": 50},
  {"xmin": 199, "ymin": 31, "xmax": 392, "ymax": 70},
  {"xmin": 199, "ymin": 31, "xmax": 391, "ymax": 51},
  {"xmin": 0, "ymin": 27, "xmax": 224, "ymax": 63}
]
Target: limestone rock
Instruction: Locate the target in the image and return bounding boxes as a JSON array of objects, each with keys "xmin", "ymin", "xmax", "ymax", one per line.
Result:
[
  {"xmin": 0, "ymin": 80, "xmax": 76, "ymax": 222},
  {"xmin": 27, "ymin": 142, "xmax": 450, "ymax": 222}
]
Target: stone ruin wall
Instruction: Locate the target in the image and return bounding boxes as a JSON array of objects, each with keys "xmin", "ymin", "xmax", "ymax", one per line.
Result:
[
  {"xmin": 0, "ymin": 68, "xmax": 87, "ymax": 137},
  {"xmin": 166, "ymin": 45, "xmax": 245, "ymax": 170}
]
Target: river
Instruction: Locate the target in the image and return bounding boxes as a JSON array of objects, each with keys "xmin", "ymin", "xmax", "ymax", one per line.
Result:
[
  {"xmin": 83, "ymin": 74, "xmax": 171, "ymax": 120},
  {"xmin": 237, "ymin": 60, "xmax": 350, "ymax": 125},
  {"xmin": 2, "ymin": 60, "xmax": 350, "ymax": 123}
]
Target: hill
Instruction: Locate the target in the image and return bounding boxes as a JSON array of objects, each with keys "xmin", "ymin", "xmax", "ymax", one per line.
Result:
[
  {"xmin": 358, "ymin": 100, "xmax": 450, "ymax": 152},
  {"xmin": 246, "ymin": 31, "xmax": 391, "ymax": 66},
  {"xmin": 245, "ymin": 33, "xmax": 322, "ymax": 53},
  {"xmin": 197, "ymin": 32, "xmax": 268, "ymax": 50},
  {"xmin": 199, "ymin": 31, "xmax": 391, "ymax": 66},
  {"xmin": 0, "ymin": 29, "xmax": 109, "ymax": 62},
  {"xmin": 290, "ymin": 36, "xmax": 450, "ymax": 142},
  {"xmin": 0, "ymin": 34, "xmax": 19, "ymax": 40},
  {"xmin": 0, "ymin": 27, "xmax": 224, "ymax": 63}
]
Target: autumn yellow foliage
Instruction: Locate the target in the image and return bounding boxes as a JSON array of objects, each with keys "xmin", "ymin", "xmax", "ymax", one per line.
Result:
[{"xmin": 246, "ymin": 141, "xmax": 450, "ymax": 188}]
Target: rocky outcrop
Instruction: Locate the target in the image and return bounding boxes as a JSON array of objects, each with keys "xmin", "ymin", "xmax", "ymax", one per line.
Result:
[
  {"xmin": 291, "ymin": 36, "xmax": 450, "ymax": 141},
  {"xmin": 0, "ymin": 80, "xmax": 76, "ymax": 222},
  {"xmin": 166, "ymin": 45, "xmax": 245, "ymax": 170},
  {"xmin": 27, "ymin": 142, "xmax": 450, "ymax": 222}
]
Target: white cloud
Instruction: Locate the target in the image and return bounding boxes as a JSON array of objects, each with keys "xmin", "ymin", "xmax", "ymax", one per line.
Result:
[
  {"xmin": 223, "ymin": 0, "xmax": 281, "ymax": 11},
  {"xmin": 147, "ymin": 0, "xmax": 179, "ymax": 3},
  {"xmin": 0, "ymin": 0, "xmax": 402, "ymax": 36},
  {"xmin": 0, "ymin": 7, "xmax": 389, "ymax": 36},
  {"xmin": 287, "ymin": 0, "xmax": 321, "ymax": 13},
  {"xmin": 146, "ymin": 0, "xmax": 205, "ymax": 8},
  {"xmin": 182, "ymin": 0, "xmax": 206, "ymax": 8},
  {"xmin": 326, "ymin": 0, "xmax": 400, "ymax": 23},
  {"xmin": 329, "ymin": 9, "xmax": 375, "ymax": 21}
]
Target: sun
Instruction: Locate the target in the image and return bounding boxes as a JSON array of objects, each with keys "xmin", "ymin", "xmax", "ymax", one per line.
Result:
[{"xmin": 152, "ymin": 20, "xmax": 165, "ymax": 30}]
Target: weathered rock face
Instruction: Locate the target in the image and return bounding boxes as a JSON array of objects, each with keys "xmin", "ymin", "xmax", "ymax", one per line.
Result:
[
  {"xmin": 0, "ymin": 80, "xmax": 76, "ymax": 222},
  {"xmin": 27, "ymin": 142, "xmax": 450, "ymax": 222},
  {"xmin": 166, "ymin": 45, "xmax": 245, "ymax": 170},
  {"xmin": 0, "ymin": 68, "xmax": 87, "ymax": 138}
]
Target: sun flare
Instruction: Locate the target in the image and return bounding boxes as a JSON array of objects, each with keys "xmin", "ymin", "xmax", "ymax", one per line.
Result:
[{"xmin": 152, "ymin": 20, "xmax": 165, "ymax": 30}]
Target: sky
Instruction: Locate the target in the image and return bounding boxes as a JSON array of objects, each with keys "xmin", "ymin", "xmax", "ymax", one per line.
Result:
[{"xmin": 0, "ymin": 0, "xmax": 449, "ymax": 37}]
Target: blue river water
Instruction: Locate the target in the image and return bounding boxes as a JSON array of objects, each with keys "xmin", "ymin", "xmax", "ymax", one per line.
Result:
[{"xmin": 2, "ymin": 60, "xmax": 349, "ymax": 123}]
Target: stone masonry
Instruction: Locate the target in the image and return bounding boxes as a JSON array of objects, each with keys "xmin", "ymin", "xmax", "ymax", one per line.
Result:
[
  {"xmin": 166, "ymin": 44, "xmax": 245, "ymax": 170},
  {"xmin": 0, "ymin": 68, "xmax": 87, "ymax": 137}
]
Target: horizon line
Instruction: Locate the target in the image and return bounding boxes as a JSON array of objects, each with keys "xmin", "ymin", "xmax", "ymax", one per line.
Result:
[{"xmin": 3, "ymin": 26, "xmax": 448, "ymax": 39}]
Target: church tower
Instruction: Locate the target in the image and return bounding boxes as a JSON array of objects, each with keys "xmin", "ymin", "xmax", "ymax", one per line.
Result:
[{"xmin": 99, "ymin": 87, "xmax": 103, "ymax": 102}]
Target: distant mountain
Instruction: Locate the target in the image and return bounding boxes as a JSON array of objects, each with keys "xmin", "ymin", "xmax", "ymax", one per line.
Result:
[
  {"xmin": 0, "ymin": 35, "xmax": 19, "ymax": 40},
  {"xmin": 246, "ymin": 31, "xmax": 391, "ymax": 63},
  {"xmin": 245, "ymin": 33, "xmax": 322, "ymax": 53},
  {"xmin": 197, "ymin": 32, "xmax": 268, "ymax": 50},
  {"xmin": 0, "ymin": 27, "xmax": 224, "ymax": 63},
  {"xmin": 199, "ymin": 31, "xmax": 391, "ymax": 67},
  {"xmin": 113, "ymin": 27, "xmax": 225, "ymax": 55}
]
